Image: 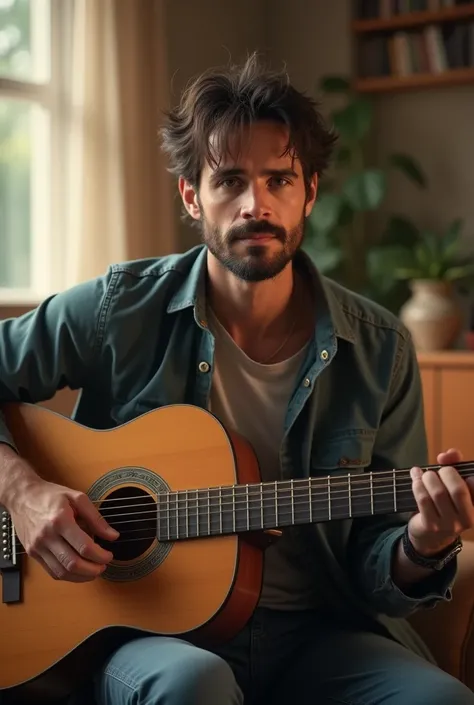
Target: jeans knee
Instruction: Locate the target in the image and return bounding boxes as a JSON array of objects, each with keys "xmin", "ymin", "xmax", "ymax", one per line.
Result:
[
  {"xmin": 409, "ymin": 673, "xmax": 474, "ymax": 705},
  {"xmin": 96, "ymin": 637, "xmax": 242, "ymax": 705},
  {"xmin": 158, "ymin": 648, "xmax": 242, "ymax": 705}
]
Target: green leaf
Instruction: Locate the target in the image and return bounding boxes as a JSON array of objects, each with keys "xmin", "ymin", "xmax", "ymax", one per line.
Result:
[
  {"xmin": 320, "ymin": 76, "xmax": 351, "ymax": 93},
  {"xmin": 303, "ymin": 227, "xmax": 343, "ymax": 273},
  {"xmin": 444, "ymin": 264, "xmax": 474, "ymax": 281},
  {"xmin": 442, "ymin": 218, "xmax": 463, "ymax": 257},
  {"xmin": 309, "ymin": 192, "xmax": 344, "ymax": 232},
  {"xmin": 342, "ymin": 170, "xmax": 386, "ymax": 211},
  {"xmin": 384, "ymin": 215, "xmax": 420, "ymax": 247},
  {"xmin": 332, "ymin": 97, "xmax": 373, "ymax": 142},
  {"xmin": 367, "ymin": 245, "xmax": 412, "ymax": 294},
  {"xmin": 388, "ymin": 153, "xmax": 427, "ymax": 188}
]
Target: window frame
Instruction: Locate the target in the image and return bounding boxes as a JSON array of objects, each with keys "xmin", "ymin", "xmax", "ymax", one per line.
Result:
[{"xmin": 0, "ymin": 0, "xmax": 71, "ymax": 304}]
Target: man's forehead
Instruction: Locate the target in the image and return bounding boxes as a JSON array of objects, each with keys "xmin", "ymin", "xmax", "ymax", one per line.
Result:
[{"xmin": 205, "ymin": 122, "xmax": 301, "ymax": 173}]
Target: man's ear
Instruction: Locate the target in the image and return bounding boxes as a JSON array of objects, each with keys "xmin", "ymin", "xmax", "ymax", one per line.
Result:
[
  {"xmin": 304, "ymin": 174, "xmax": 318, "ymax": 218},
  {"xmin": 179, "ymin": 177, "xmax": 201, "ymax": 221}
]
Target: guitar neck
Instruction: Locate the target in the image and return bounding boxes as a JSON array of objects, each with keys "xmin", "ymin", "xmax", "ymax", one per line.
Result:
[{"xmin": 157, "ymin": 462, "xmax": 474, "ymax": 541}]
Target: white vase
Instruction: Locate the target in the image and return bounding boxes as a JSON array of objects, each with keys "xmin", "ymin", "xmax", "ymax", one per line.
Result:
[{"xmin": 399, "ymin": 280, "xmax": 463, "ymax": 352}]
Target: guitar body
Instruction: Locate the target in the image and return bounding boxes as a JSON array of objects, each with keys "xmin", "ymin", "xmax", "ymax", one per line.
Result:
[{"xmin": 0, "ymin": 403, "xmax": 264, "ymax": 703}]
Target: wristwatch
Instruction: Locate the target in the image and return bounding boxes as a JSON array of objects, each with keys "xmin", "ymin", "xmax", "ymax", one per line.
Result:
[{"xmin": 402, "ymin": 525, "xmax": 463, "ymax": 571}]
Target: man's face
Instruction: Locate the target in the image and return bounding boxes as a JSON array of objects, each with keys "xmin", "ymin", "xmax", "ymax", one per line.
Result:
[{"xmin": 180, "ymin": 121, "xmax": 317, "ymax": 282}]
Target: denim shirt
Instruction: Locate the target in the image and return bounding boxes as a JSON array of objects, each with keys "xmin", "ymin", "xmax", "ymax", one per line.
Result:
[{"xmin": 0, "ymin": 244, "xmax": 456, "ymax": 661}]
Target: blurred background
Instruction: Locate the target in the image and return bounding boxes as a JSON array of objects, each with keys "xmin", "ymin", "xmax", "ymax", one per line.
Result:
[{"xmin": 1, "ymin": 0, "xmax": 474, "ymax": 461}]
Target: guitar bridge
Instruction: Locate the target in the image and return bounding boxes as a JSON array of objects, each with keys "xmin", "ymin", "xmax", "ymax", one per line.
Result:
[{"xmin": 0, "ymin": 506, "xmax": 21, "ymax": 604}]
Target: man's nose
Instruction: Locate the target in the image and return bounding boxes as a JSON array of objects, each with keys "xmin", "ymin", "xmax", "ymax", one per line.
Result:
[{"xmin": 240, "ymin": 183, "xmax": 271, "ymax": 220}]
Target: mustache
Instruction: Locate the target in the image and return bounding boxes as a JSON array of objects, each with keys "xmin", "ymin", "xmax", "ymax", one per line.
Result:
[{"xmin": 228, "ymin": 220, "xmax": 286, "ymax": 242}]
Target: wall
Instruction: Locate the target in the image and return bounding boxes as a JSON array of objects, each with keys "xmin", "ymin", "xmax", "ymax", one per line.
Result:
[
  {"xmin": 163, "ymin": 0, "xmax": 269, "ymax": 251},
  {"xmin": 267, "ymin": 0, "xmax": 474, "ymax": 248}
]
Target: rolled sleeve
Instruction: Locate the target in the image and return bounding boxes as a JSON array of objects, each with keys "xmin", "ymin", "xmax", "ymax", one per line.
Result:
[{"xmin": 347, "ymin": 331, "xmax": 457, "ymax": 618}]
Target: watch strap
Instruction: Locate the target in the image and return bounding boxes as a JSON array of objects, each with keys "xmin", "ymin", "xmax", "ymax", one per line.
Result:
[{"xmin": 402, "ymin": 525, "xmax": 463, "ymax": 571}]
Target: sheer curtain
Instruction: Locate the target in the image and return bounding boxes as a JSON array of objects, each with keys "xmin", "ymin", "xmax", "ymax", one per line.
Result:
[{"xmin": 61, "ymin": 0, "xmax": 175, "ymax": 287}]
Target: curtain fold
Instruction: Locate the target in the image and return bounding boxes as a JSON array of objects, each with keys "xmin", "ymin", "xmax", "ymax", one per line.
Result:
[{"xmin": 62, "ymin": 0, "xmax": 175, "ymax": 287}]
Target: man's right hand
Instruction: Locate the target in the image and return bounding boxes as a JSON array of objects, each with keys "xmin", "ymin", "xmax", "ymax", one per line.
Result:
[{"xmin": 7, "ymin": 476, "xmax": 120, "ymax": 582}]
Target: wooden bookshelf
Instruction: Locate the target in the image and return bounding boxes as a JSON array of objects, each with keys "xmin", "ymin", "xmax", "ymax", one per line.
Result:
[
  {"xmin": 353, "ymin": 1, "xmax": 474, "ymax": 94},
  {"xmin": 356, "ymin": 65, "xmax": 474, "ymax": 92},
  {"xmin": 354, "ymin": 4, "xmax": 474, "ymax": 33}
]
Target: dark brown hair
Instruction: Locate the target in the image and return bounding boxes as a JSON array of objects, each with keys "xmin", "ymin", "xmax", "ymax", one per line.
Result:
[{"xmin": 159, "ymin": 52, "xmax": 338, "ymax": 190}]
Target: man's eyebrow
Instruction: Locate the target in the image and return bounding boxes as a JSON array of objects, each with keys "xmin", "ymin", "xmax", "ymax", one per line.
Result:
[{"xmin": 210, "ymin": 167, "xmax": 299, "ymax": 182}]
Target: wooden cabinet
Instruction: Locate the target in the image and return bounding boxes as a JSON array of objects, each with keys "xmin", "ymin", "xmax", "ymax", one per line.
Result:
[{"xmin": 418, "ymin": 352, "xmax": 474, "ymax": 463}]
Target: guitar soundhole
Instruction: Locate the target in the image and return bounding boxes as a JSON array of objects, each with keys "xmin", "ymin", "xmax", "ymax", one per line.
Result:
[{"xmin": 96, "ymin": 486, "xmax": 157, "ymax": 561}]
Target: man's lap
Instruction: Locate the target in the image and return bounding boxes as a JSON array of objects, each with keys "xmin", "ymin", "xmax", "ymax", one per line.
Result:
[{"xmin": 68, "ymin": 608, "xmax": 474, "ymax": 705}]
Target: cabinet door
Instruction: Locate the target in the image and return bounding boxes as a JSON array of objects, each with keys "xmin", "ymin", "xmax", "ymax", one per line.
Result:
[
  {"xmin": 419, "ymin": 367, "xmax": 438, "ymax": 463},
  {"xmin": 440, "ymin": 369, "xmax": 474, "ymax": 460}
]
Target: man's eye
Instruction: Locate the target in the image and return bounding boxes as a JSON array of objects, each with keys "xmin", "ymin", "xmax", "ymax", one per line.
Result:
[
  {"xmin": 271, "ymin": 177, "xmax": 291, "ymax": 187},
  {"xmin": 220, "ymin": 178, "xmax": 241, "ymax": 188}
]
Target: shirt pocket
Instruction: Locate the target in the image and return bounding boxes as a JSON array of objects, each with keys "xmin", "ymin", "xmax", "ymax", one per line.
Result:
[{"xmin": 310, "ymin": 428, "xmax": 376, "ymax": 477}]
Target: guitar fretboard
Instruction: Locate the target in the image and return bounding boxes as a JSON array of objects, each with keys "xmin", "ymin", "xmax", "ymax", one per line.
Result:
[{"xmin": 155, "ymin": 462, "xmax": 474, "ymax": 541}]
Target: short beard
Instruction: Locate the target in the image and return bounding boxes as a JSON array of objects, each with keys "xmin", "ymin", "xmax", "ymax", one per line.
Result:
[{"xmin": 200, "ymin": 211, "xmax": 305, "ymax": 283}]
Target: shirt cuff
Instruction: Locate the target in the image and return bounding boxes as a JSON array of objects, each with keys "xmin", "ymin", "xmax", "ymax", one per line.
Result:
[{"xmin": 373, "ymin": 525, "xmax": 457, "ymax": 611}]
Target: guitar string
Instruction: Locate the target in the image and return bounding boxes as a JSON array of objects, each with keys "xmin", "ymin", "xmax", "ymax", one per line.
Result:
[
  {"xmin": 10, "ymin": 491, "xmax": 418, "ymax": 555},
  {"xmin": 95, "ymin": 480, "xmax": 426, "ymax": 522},
  {"xmin": 83, "ymin": 463, "xmax": 474, "ymax": 508},
  {"xmin": 88, "ymin": 466, "xmax": 474, "ymax": 516},
  {"xmin": 6, "ymin": 482, "xmax": 454, "ymax": 557}
]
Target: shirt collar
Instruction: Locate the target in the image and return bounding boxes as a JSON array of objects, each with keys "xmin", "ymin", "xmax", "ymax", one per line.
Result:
[{"xmin": 167, "ymin": 244, "xmax": 355, "ymax": 344}]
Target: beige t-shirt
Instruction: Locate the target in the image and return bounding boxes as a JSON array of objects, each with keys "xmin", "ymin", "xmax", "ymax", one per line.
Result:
[{"xmin": 207, "ymin": 306, "xmax": 317, "ymax": 610}]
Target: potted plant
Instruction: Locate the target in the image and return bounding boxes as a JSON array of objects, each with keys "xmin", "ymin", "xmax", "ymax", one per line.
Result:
[{"xmin": 391, "ymin": 220, "xmax": 474, "ymax": 351}]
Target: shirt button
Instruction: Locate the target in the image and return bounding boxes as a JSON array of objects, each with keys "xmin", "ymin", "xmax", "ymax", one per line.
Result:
[
  {"xmin": 302, "ymin": 378, "xmax": 311, "ymax": 388},
  {"xmin": 320, "ymin": 349, "xmax": 329, "ymax": 362},
  {"xmin": 198, "ymin": 361, "xmax": 210, "ymax": 373}
]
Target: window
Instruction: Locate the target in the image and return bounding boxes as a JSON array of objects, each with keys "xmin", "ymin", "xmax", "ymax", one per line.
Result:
[{"xmin": 0, "ymin": 0, "xmax": 68, "ymax": 303}]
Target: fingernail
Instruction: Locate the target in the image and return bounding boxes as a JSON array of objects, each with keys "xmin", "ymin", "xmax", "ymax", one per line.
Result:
[
  {"xmin": 410, "ymin": 466, "xmax": 423, "ymax": 480},
  {"xmin": 107, "ymin": 527, "xmax": 119, "ymax": 538}
]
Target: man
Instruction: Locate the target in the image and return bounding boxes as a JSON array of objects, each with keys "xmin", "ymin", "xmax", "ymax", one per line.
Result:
[{"xmin": 0, "ymin": 53, "xmax": 473, "ymax": 705}]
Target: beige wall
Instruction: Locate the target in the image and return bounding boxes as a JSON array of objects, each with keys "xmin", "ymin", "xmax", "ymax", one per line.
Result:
[
  {"xmin": 267, "ymin": 0, "xmax": 474, "ymax": 247},
  {"xmin": 163, "ymin": 0, "xmax": 269, "ymax": 251}
]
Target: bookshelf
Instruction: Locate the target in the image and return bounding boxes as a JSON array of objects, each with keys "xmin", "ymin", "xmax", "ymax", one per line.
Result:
[{"xmin": 353, "ymin": 1, "xmax": 474, "ymax": 93}]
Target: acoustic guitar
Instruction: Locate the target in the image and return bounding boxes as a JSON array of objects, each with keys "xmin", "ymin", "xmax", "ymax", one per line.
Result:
[{"xmin": 0, "ymin": 402, "xmax": 472, "ymax": 703}]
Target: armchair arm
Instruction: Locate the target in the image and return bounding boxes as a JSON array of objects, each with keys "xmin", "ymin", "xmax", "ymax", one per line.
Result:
[{"xmin": 408, "ymin": 539, "xmax": 474, "ymax": 689}]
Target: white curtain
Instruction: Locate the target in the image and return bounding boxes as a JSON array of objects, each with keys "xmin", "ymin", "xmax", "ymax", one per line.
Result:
[
  {"xmin": 64, "ymin": 0, "xmax": 127, "ymax": 286},
  {"xmin": 58, "ymin": 0, "xmax": 175, "ymax": 289}
]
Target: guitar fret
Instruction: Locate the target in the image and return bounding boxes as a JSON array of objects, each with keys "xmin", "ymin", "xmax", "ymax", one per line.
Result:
[
  {"xmin": 290, "ymin": 479, "xmax": 295, "ymax": 524},
  {"xmin": 260, "ymin": 484, "xmax": 264, "ymax": 529},
  {"xmin": 327, "ymin": 476, "xmax": 331, "ymax": 520},
  {"xmin": 176, "ymin": 492, "xmax": 179, "ymax": 539},
  {"xmin": 392, "ymin": 469, "xmax": 397, "ymax": 512},
  {"xmin": 185, "ymin": 489, "xmax": 189, "ymax": 538},
  {"xmin": 275, "ymin": 481, "xmax": 278, "ymax": 525},
  {"xmin": 246, "ymin": 485, "xmax": 249, "ymax": 531},
  {"xmin": 309, "ymin": 477, "xmax": 312, "ymax": 523},
  {"xmin": 232, "ymin": 487, "xmax": 236, "ymax": 533},
  {"xmin": 348, "ymin": 474, "xmax": 352, "ymax": 518},
  {"xmin": 207, "ymin": 489, "xmax": 210, "ymax": 535},
  {"xmin": 370, "ymin": 471, "xmax": 374, "ymax": 515},
  {"xmin": 219, "ymin": 487, "xmax": 223, "ymax": 535}
]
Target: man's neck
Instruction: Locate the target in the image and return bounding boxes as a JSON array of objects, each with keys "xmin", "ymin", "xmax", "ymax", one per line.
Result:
[
  {"xmin": 205, "ymin": 251, "xmax": 313, "ymax": 364},
  {"xmin": 206, "ymin": 251, "xmax": 295, "ymax": 336}
]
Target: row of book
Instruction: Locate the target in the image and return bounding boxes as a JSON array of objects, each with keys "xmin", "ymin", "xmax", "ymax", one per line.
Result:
[
  {"xmin": 358, "ymin": 22, "xmax": 474, "ymax": 77},
  {"xmin": 357, "ymin": 0, "xmax": 473, "ymax": 20}
]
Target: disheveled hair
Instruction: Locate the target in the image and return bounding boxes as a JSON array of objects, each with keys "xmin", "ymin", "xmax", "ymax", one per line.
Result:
[{"xmin": 159, "ymin": 52, "xmax": 338, "ymax": 191}]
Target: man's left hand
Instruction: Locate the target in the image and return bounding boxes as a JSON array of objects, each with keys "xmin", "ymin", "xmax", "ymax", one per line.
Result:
[{"xmin": 408, "ymin": 448, "xmax": 474, "ymax": 557}]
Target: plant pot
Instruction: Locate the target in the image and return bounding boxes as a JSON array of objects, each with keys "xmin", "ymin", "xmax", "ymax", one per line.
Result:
[{"xmin": 399, "ymin": 280, "xmax": 463, "ymax": 352}]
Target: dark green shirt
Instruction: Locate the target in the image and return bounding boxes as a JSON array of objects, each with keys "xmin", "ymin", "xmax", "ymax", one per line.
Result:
[{"xmin": 0, "ymin": 244, "xmax": 456, "ymax": 662}]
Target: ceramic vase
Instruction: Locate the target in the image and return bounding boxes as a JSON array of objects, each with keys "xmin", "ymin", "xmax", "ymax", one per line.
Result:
[{"xmin": 399, "ymin": 279, "xmax": 463, "ymax": 352}]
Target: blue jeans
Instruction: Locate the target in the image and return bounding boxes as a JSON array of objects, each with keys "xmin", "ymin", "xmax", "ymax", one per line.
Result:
[{"xmin": 70, "ymin": 608, "xmax": 473, "ymax": 705}]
